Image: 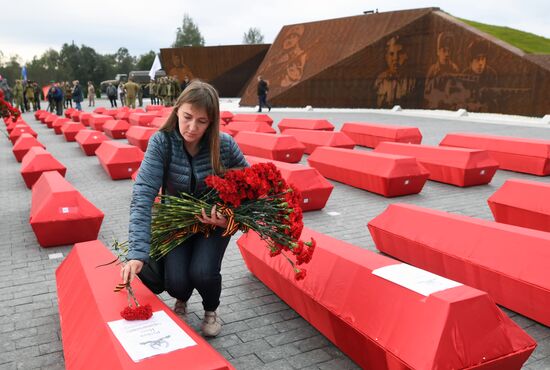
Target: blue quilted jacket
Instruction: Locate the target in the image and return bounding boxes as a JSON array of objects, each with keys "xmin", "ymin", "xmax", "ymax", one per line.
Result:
[{"xmin": 127, "ymin": 130, "xmax": 248, "ymax": 261}]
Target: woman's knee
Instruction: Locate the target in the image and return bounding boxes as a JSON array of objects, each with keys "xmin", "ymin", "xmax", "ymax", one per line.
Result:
[{"xmin": 188, "ymin": 265, "xmax": 221, "ymax": 287}]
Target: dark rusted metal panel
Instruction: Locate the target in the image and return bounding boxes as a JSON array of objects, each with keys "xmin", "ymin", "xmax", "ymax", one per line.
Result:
[
  {"xmin": 240, "ymin": 8, "xmax": 550, "ymax": 116},
  {"xmin": 160, "ymin": 44, "xmax": 270, "ymax": 97}
]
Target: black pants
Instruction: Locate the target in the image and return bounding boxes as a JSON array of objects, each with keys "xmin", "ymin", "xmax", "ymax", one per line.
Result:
[
  {"xmin": 109, "ymin": 97, "xmax": 117, "ymax": 107},
  {"xmin": 55, "ymin": 100, "xmax": 63, "ymax": 116},
  {"xmin": 258, "ymin": 94, "xmax": 271, "ymax": 112},
  {"xmin": 151, "ymin": 228, "xmax": 230, "ymax": 312}
]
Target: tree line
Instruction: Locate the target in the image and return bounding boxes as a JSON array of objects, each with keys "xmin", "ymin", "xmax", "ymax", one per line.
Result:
[{"xmin": 0, "ymin": 14, "xmax": 264, "ymax": 88}]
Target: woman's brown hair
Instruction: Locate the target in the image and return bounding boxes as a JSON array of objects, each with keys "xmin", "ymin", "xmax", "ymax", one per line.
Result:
[{"xmin": 160, "ymin": 80, "xmax": 224, "ymax": 174}]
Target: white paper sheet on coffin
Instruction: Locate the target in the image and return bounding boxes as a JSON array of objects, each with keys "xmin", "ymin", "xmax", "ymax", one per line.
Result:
[
  {"xmin": 108, "ymin": 310, "xmax": 197, "ymax": 362},
  {"xmin": 372, "ymin": 263, "xmax": 462, "ymax": 296}
]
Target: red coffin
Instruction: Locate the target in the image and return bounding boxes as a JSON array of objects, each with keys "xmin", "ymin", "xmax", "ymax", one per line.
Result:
[
  {"xmin": 61, "ymin": 122, "xmax": 86, "ymax": 142},
  {"xmin": 89, "ymin": 114, "xmax": 112, "ymax": 132},
  {"xmin": 13, "ymin": 134, "xmax": 45, "ymax": 162},
  {"xmin": 145, "ymin": 104, "xmax": 164, "ymax": 112},
  {"xmin": 9, "ymin": 125, "xmax": 37, "ymax": 144},
  {"xmin": 37, "ymin": 111, "xmax": 50, "ymax": 122},
  {"xmin": 75, "ymin": 130, "xmax": 110, "ymax": 156},
  {"xmin": 64, "ymin": 108, "xmax": 76, "ymax": 118},
  {"xmin": 56, "ymin": 241, "xmax": 234, "ymax": 370},
  {"xmin": 44, "ymin": 114, "xmax": 58, "ymax": 126},
  {"xmin": 103, "ymin": 119, "xmax": 130, "ymax": 139},
  {"xmin": 308, "ymin": 147, "xmax": 428, "ymax": 197},
  {"xmin": 231, "ymin": 113, "xmax": 273, "ymax": 126},
  {"xmin": 374, "ymin": 142, "xmax": 499, "ymax": 187},
  {"xmin": 95, "ymin": 141, "xmax": 144, "ymax": 179},
  {"xmin": 103, "ymin": 108, "xmax": 120, "ymax": 117},
  {"xmin": 126, "ymin": 126, "xmax": 157, "ymax": 151},
  {"xmin": 238, "ymin": 228, "xmax": 535, "ymax": 370},
  {"xmin": 278, "ymin": 118, "xmax": 334, "ymax": 133},
  {"xmin": 283, "ymin": 129, "xmax": 355, "ymax": 154},
  {"xmin": 368, "ymin": 203, "xmax": 550, "ymax": 327},
  {"xmin": 245, "ymin": 155, "xmax": 333, "ymax": 211},
  {"xmin": 225, "ymin": 121, "xmax": 276, "ymax": 136},
  {"xmin": 488, "ymin": 179, "xmax": 550, "ymax": 232},
  {"xmin": 52, "ymin": 118, "xmax": 70, "ymax": 134},
  {"xmin": 30, "ymin": 171, "xmax": 104, "ymax": 247},
  {"xmin": 341, "ymin": 122, "xmax": 422, "ymax": 148},
  {"xmin": 7, "ymin": 120, "xmax": 29, "ymax": 133},
  {"xmin": 116, "ymin": 108, "xmax": 144, "ymax": 121},
  {"xmin": 220, "ymin": 110, "xmax": 233, "ymax": 123},
  {"xmin": 79, "ymin": 112, "xmax": 92, "ymax": 126},
  {"xmin": 129, "ymin": 112, "xmax": 158, "ymax": 127},
  {"xmin": 20, "ymin": 147, "xmax": 67, "ymax": 189},
  {"xmin": 93, "ymin": 107, "xmax": 106, "ymax": 114},
  {"xmin": 234, "ymin": 132, "xmax": 305, "ymax": 163},
  {"xmin": 440, "ymin": 132, "xmax": 550, "ymax": 175},
  {"xmin": 70, "ymin": 110, "xmax": 81, "ymax": 122},
  {"xmin": 150, "ymin": 117, "xmax": 167, "ymax": 128},
  {"xmin": 34, "ymin": 110, "xmax": 47, "ymax": 120}
]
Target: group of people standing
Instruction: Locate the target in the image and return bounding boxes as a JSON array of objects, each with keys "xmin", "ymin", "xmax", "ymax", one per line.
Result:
[{"xmin": 3, "ymin": 79, "xmax": 43, "ymax": 113}]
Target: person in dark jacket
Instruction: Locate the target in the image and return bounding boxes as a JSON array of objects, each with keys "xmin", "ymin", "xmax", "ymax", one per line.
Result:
[
  {"xmin": 256, "ymin": 75, "xmax": 271, "ymax": 112},
  {"xmin": 122, "ymin": 80, "xmax": 248, "ymax": 337},
  {"xmin": 72, "ymin": 80, "xmax": 83, "ymax": 111}
]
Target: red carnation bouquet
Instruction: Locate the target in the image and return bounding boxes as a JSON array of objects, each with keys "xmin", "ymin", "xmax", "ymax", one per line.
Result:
[
  {"xmin": 0, "ymin": 89, "xmax": 20, "ymax": 123},
  {"xmin": 150, "ymin": 162, "xmax": 315, "ymax": 280},
  {"xmin": 114, "ymin": 281, "xmax": 153, "ymax": 321}
]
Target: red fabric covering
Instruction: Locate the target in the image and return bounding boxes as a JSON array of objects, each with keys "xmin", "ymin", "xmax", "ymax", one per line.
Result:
[
  {"xmin": 145, "ymin": 104, "xmax": 164, "ymax": 112},
  {"xmin": 231, "ymin": 113, "xmax": 273, "ymax": 126},
  {"xmin": 126, "ymin": 126, "xmax": 158, "ymax": 151},
  {"xmin": 30, "ymin": 171, "xmax": 104, "ymax": 247},
  {"xmin": 116, "ymin": 109, "xmax": 145, "ymax": 121},
  {"xmin": 219, "ymin": 125, "xmax": 233, "ymax": 136},
  {"xmin": 80, "ymin": 112, "xmax": 92, "ymax": 126},
  {"xmin": 7, "ymin": 120, "xmax": 29, "ymax": 133},
  {"xmin": 234, "ymin": 132, "xmax": 305, "ymax": 163},
  {"xmin": 103, "ymin": 108, "xmax": 120, "ymax": 118},
  {"xmin": 34, "ymin": 110, "xmax": 46, "ymax": 120},
  {"xmin": 103, "ymin": 119, "xmax": 131, "ymax": 139},
  {"xmin": 440, "ymin": 132, "xmax": 550, "ymax": 175},
  {"xmin": 95, "ymin": 141, "xmax": 144, "ymax": 179},
  {"xmin": 150, "ymin": 117, "xmax": 166, "ymax": 128},
  {"xmin": 89, "ymin": 114, "xmax": 112, "ymax": 132},
  {"xmin": 488, "ymin": 179, "xmax": 550, "ymax": 232},
  {"xmin": 278, "ymin": 118, "xmax": 335, "ymax": 133},
  {"xmin": 37, "ymin": 111, "xmax": 50, "ymax": 122},
  {"xmin": 93, "ymin": 107, "xmax": 106, "ymax": 114},
  {"xmin": 70, "ymin": 110, "xmax": 81, "ymax": 122},
  {"xmin": 20, "ymin": 147, "xmax": 67, "ymax": 189},
  {"xmin": 56, "ymin": 241, "xmax": 234, "ymax": 370},
  {"xmin": 52, "ymin": 118, "xmax": 70, "ymax": 134},
  {"xmin": 225, "ymin": 121, "xmax": 276, "ymax": 136},
  {"xmin": 238, "ymin": 228, "xmax": 535, "ymax": 370},
  {"xmin": 368, "ymin": 203, "xmax": 550, "ymax": 327},
  {"xmin": 12, "ymin": 134, "xmax": 45, "ymax": 162},
  {"xmin": 341, "ymin": 122, "xmax": 422, "ymax": 148},
  {"xmin": 129, "ymin": 113, "xmax": 158, "ymax": 127},
  {"xmin": 308, "ymin": 147, "xmax": 428, "ymax": 197},
  {"xmin": 220, "ymin": 110, "xmax": 234, "ymax": 123},
  {"xmin": 44, "ymin": 114, "xmax": 57, "ymax": 126},
  {"xmin": 283, "ymin": 129, "xmax": 355, "ymax": 154},
  {"xmin": 64, "ymin": 108, "xmax": 76, "ymax": 118},
  {"xmin": 75, "ymin": 130, "xmax": 110, "ymax": 156},
  {"xmin": 61, "ymin": 122, "xmax": 86, "ymax": 142},
  {"xmin": 374, "ymin": 142, "xmax": 499, "ymax": 187},
  {"xmin": 9, "ymin": 125, "xmax": 37, "ymax": 144},
  {"xmin": 245, "ymin": 155, "xmax": 333, "ymax": 211}
]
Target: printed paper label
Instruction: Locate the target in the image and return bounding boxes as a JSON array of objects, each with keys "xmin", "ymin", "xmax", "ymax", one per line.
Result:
[
  {"xmin": 372, "ymin": 263, "xmax": 462, "ymax": 296},
  {"xmin": 107, "ymin": 310, "xmax": 197, "ymax": 362}
]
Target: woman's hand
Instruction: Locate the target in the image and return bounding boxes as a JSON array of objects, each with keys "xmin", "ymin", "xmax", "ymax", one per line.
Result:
[
  {"xmin": 121, "ymin": 260, "xmax": 144, "ymax": 284},
  {"xmin": 197, "ymin": 204, "xmax": 228, "ymax": 228}
]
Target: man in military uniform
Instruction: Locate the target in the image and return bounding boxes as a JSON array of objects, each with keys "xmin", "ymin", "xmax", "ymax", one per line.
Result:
[
  {"xmin": 24, "ymin": 81, "xmax": 36, "ymax": 111},
  {"xmin": 14, "ymin": 80, "xmax": 25, "ymax": 113},
  {"xmin": 124, "ymin": 78, "xmax": 140, "ymax": 109},
  {"xmin": 137, "ymin": 83, "xmax": 145, "ymax": 107},
  {"xmin": 146, "ymin": 79, "xmax": 157, "ymax": 105},
  {"xmin": 158, "ymin": 77, "xmax": 168, "ymax": 106}
]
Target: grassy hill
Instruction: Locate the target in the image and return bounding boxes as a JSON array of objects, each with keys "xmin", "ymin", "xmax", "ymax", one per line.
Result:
[{"xmin": 459, "ymin": 18, "xmax": 550, "ymax": 54}]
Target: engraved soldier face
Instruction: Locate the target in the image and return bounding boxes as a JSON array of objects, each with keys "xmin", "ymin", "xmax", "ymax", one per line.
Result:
[
  {"xmin": 282, "ymin": 25, "xmax": 304, "ymax": 50},
  {"xmin": 471, "ymin": 55, "xmax": 487, "ymax": 74},
  {"xmin": 385, "ymin": 37, "xmax": 406, "ymax": 73}
]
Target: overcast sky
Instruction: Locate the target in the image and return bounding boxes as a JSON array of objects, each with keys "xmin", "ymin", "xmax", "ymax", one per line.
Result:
[{"xmin": 2, "ymin": 0, "xmax": 549, "ymax": 63}]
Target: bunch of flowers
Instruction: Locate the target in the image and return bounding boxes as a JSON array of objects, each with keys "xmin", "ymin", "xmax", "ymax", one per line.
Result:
[
  {"xmin": 114, "ymin": 281, "xmax": 153, "ymax": 321},
  {"xmin": 0, "ymin": 90, "xmax": 20, "ymax": 123},
  {"xmin": 151, "ymin": 162, "xmax": 315, "ymax": 280}
]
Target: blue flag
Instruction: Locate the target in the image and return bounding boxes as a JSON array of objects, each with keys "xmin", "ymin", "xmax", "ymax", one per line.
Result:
[{"xmin": 22, "ymin": 66, "xmax": 27, "ymax": 81}]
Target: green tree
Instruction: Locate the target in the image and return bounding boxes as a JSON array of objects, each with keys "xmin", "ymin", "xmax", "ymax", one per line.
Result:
[
  {"xmin": 173, "ymin": 14, "xmax": 205, "ymax": 47},
  {"xmin": 113, "ymin": 47, "xmax": 136, "ymax": 74},
  {"xmin": 136, "ymin": 51, "xmax": 157, "ymax": 70},
  {"xmin": 0, "ymin": 55, "xmax": 23, "ymax": 85},
  {"xmin": 242, "ymin": 27, "xmax": 264, "ymax": 44}
]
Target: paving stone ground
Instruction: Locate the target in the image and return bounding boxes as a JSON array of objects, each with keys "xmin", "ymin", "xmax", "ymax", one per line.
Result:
[{"xmin": 1, "ymin": 99, "xmax": 549, "ymax": 369}]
